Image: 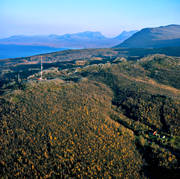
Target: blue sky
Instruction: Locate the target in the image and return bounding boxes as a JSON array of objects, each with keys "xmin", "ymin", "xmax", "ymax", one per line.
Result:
[{"xmin": 0, "ymin": 0, "xmax": 180, "ymax": 38}]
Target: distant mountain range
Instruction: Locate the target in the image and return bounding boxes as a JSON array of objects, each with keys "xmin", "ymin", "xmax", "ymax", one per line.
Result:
[
  {"xmin": 115, "ymin": 24, "xmax": 180, "ymax": 48},
  {"xmin": 0, "ymin": 31, "xmax": 137, "ymax": 49},
  {"xmin": 1, "ymin": 25, "xmax": 180, "ymax": 60}
]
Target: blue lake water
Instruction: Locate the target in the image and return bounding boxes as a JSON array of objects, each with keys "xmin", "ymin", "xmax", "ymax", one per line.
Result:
[{"xmin": 0, "ymin": 44, "xmax": 67, "ymax": 59}]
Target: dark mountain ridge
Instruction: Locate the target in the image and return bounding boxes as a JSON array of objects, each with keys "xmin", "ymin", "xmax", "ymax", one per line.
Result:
[{"xmin": 115, "ymin": 24, "xmax": 180, "ymax": 48}]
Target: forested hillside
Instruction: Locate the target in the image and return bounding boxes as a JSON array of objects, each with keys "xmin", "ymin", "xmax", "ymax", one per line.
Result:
[{"xmin": 0, "ymin": 49, "xmax": 180, "ymax": 178}]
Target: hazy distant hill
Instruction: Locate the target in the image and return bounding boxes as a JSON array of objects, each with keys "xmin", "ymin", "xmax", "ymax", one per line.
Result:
[
  {"xmin": 0, "ymin": 31, "xmax": 137, "ymax": 49},
  {"xmin": 113, "ymin": 30, "xmax": 138, "ymax": 41},
  {"xmin": 115, "ymin": 25, "xmax": 180, "ymax": 48}
]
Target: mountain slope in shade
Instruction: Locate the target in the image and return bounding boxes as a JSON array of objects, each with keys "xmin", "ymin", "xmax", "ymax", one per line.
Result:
[
  {"xmin": 115, "ymin": 25, "xmax": 180, "ymax": 48},
  {"xmin": 0, "ymin": 31, "xmax": 137, "ymax": 49}
]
